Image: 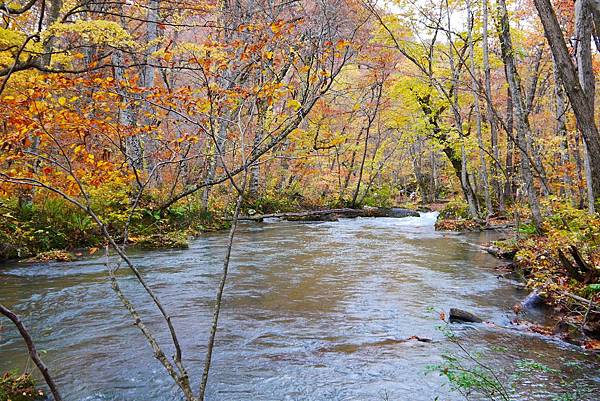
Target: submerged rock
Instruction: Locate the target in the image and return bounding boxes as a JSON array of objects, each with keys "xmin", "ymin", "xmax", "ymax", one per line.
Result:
[
  {"xmin": 483, "ymin": 245, "xmax": 516, "ymax": 259},
  {"xmin": 449, "ymin": 308, "xmax": 484, "ymax": 323},
  {"xmin": 521, "ymin": 291, "xmax": 545, "ymax": 309}
]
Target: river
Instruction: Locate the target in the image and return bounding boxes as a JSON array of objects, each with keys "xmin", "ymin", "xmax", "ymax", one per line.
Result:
[{"xmin": 1, "ymin": 213, "xmax": 599, "ymax": 400}]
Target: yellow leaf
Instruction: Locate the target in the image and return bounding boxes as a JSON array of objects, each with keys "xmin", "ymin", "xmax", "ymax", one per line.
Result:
[
  {"xmin": 58, "ymin": 97, "xmax": 67, "ymax": 106},
  {"xmin": 287, "ymin": 99, "xmax": 301, "ymax": 111},
  {"xmin": 270, "ymin": 22, "xmax": 281, "ymax": 34}
]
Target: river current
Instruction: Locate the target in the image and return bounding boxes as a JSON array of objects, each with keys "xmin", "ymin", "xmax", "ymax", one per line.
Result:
[{"xmin": 1, "ymin": 213, "xmax": 599, "ymax": 400}]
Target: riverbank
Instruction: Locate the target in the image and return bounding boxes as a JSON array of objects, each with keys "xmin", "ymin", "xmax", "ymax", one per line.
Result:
[
  {"xmin": 487, "ymin": 228, "xmax": 600, "ymax": 349},
  {"xmin": 433, "ymin": 199, "xmax": 600, "ymax": 349},
  {"xmin": 0, "ymin": 194, "xmax": 230, "ymax": 263},
  {"xmin": 0, "ymin": 190, "xmax": 425, "ymax": 263}
]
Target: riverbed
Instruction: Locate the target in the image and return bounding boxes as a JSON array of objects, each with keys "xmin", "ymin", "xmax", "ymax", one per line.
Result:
[{"xmin": 1, "ymin": 213, "xmax": 598, "ymax": 400}]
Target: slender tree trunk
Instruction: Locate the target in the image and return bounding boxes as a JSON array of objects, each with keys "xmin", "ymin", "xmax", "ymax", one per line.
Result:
[
  {"xmin": 351, "ymin": 123, "xmax": 371, "ymax": 207},
  {"xmin": 444, "ymin": 4, "xmax": 479, "ymax": 217},
  {"xmin": 461, "ymin": 141, "xmax": 479, "ymax": 217},
  {"xmin": 249, "ymin": 100, "xmax": 269, "ymax": 198},
  {"xmin": 497, "ymin": 0, "xmax": 543, "ymax": 231},
  {"xmin": 430, "ymin": 150, "xmax": 437, "ymax": 202},
  {"xmin": 201, "ymin": 116, "xmax": 230, "ymax": 209},
  {"xmin": 552, "ymin": 56, "xmax": 573, "ymax": 200},
  {"xmin": 468, "ymin": 1, "xmax": 493, "ymax": 215},
  {"xmin": 113, "ymin": 50, "xmax": 143, "ymax": 171},
  {"xmin": 352, "ymin": 84, "xmax": 382, "ymax": 207},
  {"xmin": 199, "ymin": 179, "xmax": 246, "ymax": 401},
  {"xmin": 143, "ymin": 0, "xmax": 160, "ymax": 177},
  {"xmin": 482, "ymin": 0, "xmax": 503, "ymax": 211},
  {"xmin": 575, "ymin": 132, "xmax": 586, "ymax": 208},
  {"xmin": 504, "ymin": 88, "xmax": 515, "ymax": 202},
  {"xmin": 530, "ymin": 130, "xmax": 551, "ymax": 196}
]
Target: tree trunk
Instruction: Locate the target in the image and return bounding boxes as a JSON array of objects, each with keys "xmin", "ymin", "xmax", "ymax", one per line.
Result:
[
  {"xmin": 249, "ymin": 101, "xmax": 268, "ymax": 198},
  {"xmin": 534, "ymin": 0, "xmax": 600, "ymax": 203},
  {"xmin": 482, "ymin": 0, "xmax": 503, "ymax": 211},
  {"xmin": 201, "ymin": 116, "xmax": 230, "ymax": 209},
  {"xmin": 143, "ymin": 0, "xmax": 160, "ymax": 177},
  {"xmin": 444, "ymin": 5, "xmax": 479, "ymax": 218},
  {"xmin": 552, "ymin": 56, "xmax": 573, "ymax": 200},
  {"xmin": 497, "ymin": 0, "xmax": 543, "ymax": 231},
  {"xmin": 575, "ymin": 0, "xmax": 596, "ymax": 213},
  {"xmin": 468, "ymin": 2, "xmax": 493, "ymax": 215},
  {"xmin": 113, "ymin": 50, "xmax": 143, "ymax": 171},
  {"xmin": 504, "ymin": 87, "xmax": 515, "ymax": 202}
]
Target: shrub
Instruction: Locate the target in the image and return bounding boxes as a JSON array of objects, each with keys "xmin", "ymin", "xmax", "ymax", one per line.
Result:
[
  {"xmin": 0, "ymin": 371, "xmax": 45, "ymax": 401},
  {"xmin": 438, "ymin": 199, "xmax": 470, "ymax": 220}
]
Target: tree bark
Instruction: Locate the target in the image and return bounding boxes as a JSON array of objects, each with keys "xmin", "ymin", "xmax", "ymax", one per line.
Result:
[
  {"xmin": 468, "ymin": 1, "xmax": 493, "ymax": 215},
  {"xmin": 504, "ymin": 87, "xmax": 515, "ymax": 202},
  {"xmin": 497, "ymin": 0, "xmax": 543, "ymax": 231},
  {"xmin": 534, "ymin": 0, "xmax": 600, "ymax": 203},
  {"xmin": 142, "ymin": 0, "xmax": 161, "ymax": 177},
  {"xmin": 575, "ymin": 0, "xmax": 596, "ymax": 213},
  {"xmin": 444, "ymin": 4, "xmax": 479, "ymax": 217},
  {"xmin": 482, "ymin": 0, "xmax": 503, "ymax": 211},
  {"xmin": 553, "ymin": 56, "xmax": 573, "ymax": 200}
]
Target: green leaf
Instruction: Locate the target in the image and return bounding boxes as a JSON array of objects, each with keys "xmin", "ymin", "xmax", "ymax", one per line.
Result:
[{"xmin": 587, "ymin": 284, "xmax": 600, "ymax": 292}]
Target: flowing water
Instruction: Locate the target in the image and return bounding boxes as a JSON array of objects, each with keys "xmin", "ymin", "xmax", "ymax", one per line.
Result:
[{"xmin": 1, "ymin": 213, "xmax": 599, "ymax": 400}]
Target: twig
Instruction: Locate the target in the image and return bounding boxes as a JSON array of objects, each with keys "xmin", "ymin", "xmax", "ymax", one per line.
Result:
[{"xmin": 198, "ymin": 176, "xmax": 247, "ymax": 400}]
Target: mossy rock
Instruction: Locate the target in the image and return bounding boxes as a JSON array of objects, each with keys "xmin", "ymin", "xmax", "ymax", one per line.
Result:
[
  {"xmin": 23, "ymin": 250, "xmax": 76, "ymax": 263},
  {"xmin": 438, "ymin": 200, "xmax": 471, "ymax": 220},
  {"xmin": 0, "ymin": 372, "xmax": 46, "ymax": 401},
  {"xmin": 135, "ymin": 231, "xmax": 189, "ymax": 250}
]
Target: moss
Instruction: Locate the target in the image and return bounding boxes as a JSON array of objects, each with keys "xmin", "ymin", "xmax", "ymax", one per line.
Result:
[
  {"xmin": 23, "ymin": 250, "xmax": 76, "ymax": 263},
  {"xmin": 438, "ymin": 199, "xmax": 471, "ymax": 220},
  {"xmin": 134, "ymin": 231, "xmax": 189, "ymax": 250}
]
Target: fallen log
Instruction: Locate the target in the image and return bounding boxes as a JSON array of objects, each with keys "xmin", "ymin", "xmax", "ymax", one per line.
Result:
[
  {"xmin": 239, "ymin": 207, "xmax": 419, "ymax": 222},
  {"xmin": 449, "ymin": 308, "xmax": 484, "ymax": 323}
]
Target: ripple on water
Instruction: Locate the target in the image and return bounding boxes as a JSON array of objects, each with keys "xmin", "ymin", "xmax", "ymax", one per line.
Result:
[{"xmin": 1, "ymin": 214, "xmax": 599, "ymax": 401}]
